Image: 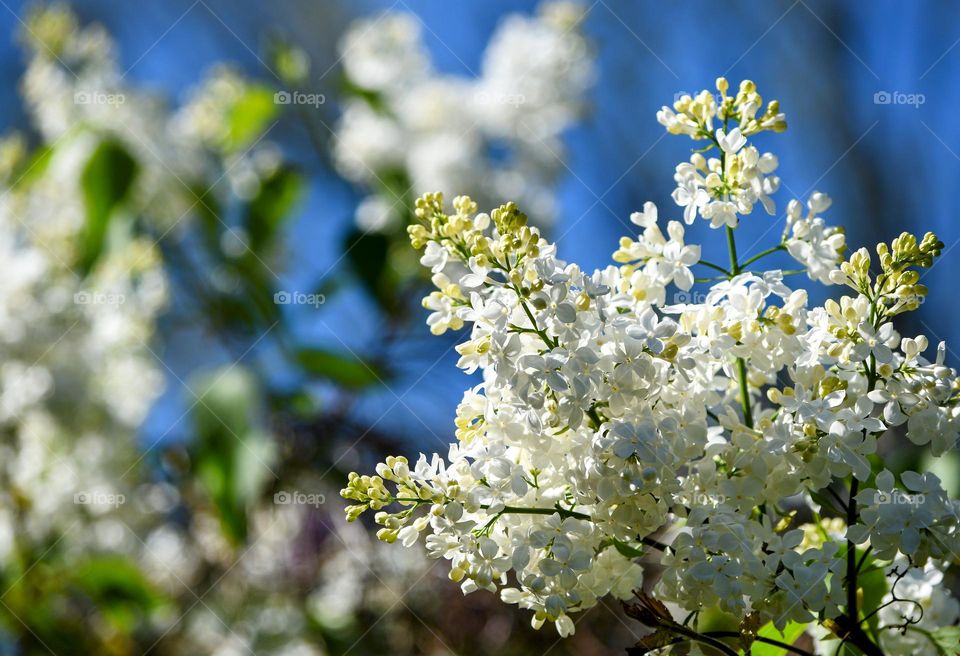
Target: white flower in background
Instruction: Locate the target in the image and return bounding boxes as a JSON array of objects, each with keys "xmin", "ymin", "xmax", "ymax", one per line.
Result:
[
  {"xmin": 0, "ymin": 127, "xmax": 167, "ymax": 546},
  {"xmin": 23, "ymin": 6, "xmax": 288, "ymax": 234},
  {"xmin": 4, "ymin": 9, "xmax": 374, "ymax": 654},
  {"xmin": 333, "ymin": 1, "xmax": 594, "ymax": 231},
  {"xmin": 340, "ymin": 12, "xmax": 430, "ymax": 93},
  {"xmin": 345, "ymin": 79, "xmax": 960, "ymax": 652}
]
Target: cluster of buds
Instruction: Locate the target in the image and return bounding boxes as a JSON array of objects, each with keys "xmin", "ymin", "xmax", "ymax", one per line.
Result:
[
  {"xmin": 342, "ymin": 457, "xmax": 460, "ymax": 546},
  {"xmin": 716, "ymin": 78, "xmax": 787, "ymax": 135},
  {"xmin": 830, "ymin": 231, "xmax": 942, "ymax": 316},
  {"xmin": 658, "ymin": 78, "xmax": 786, "ymax": 140},
  {"xmin": 341, "ymin": 471, "xmax": 394, "ymax": 521},
  {"xmin": 410, "ymin": 192, "xmax": 541, "ymax": 267}
]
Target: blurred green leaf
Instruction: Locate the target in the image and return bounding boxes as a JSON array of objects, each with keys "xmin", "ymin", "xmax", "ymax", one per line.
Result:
[
  {"xmin": 610, "ymin": 538, "xmax": 645, "ymax": 559},
  {"xmin": 857, "ymin": 549, "xmax": 888, "ymax": 635},
  {"xmin": 78, "ymin": 140, "xmax": 138, "ymax": 273},
  {"xmin": 928, "ymin": 626, "xmax": 960, "ymax": 655},
  {"xmin": 244, "ymin": 165, "xmax": 302, "ymax": 252},
  {"xmin": 187, "ymin": 185, "xmax": 283, "ymax": 330},
  {"xmin": 925, "ymin": 450, "xmax": 960, "ymax": 496},
  {"xmin": 191, "ymin": 367, "xmax": 275, "ymax": 544},
  {"xmin": 71, "ymin": 556, "xmax": 162, "ymax": 630},
  {"xmin": 341, "ymin": 77, "xmax": 386, "ymax": 113},
  {"xmin": 11, "ymin": 144, "xmax": 53, "ymax": 190},
  {"xmin": 271, "ymin": 41, "xmax": 310, "ymax": 83},
  {"xmin": 190, "ymin": 184, "xmax": 223, "ymax": 252},
  {"xmin": 295, "ymin": 347, "xmax": 382, "ymax": 389},
  {"xmin": 748, "ymin": 621, "xmax": 806, "ymax": 655},
  {"xmin": 226, "ymin": 85, "xmax": 277, "ymax": 152},
  {"xmin": 343, "ymin": 228, "xmax": 392, "ymax": 304}
]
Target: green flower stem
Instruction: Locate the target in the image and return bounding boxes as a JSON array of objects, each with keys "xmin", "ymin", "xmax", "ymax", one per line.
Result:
[
  {"xmin": 835, "ymin": 303, "xmax": 886, "ymax": 656},
  {"xmin": 697, "ymin": 260, "xmax": 732, "ymax": 276},
  {"xmin": 726, "ymin": 226, "xmax": 741, "ymax": 275},
  {"xmin": 391, "ymin": 497, "xmax": 673, "ymax": 552},
  {"xmin": 392, "ymin": 497, "xmax": 590, "ymax": 520},
  {"xmin": 666, "ymin": 625, "xmax": 740, "ymax": 656},
  {"xmin": 847, "ymin": 477, "xmax": 860, "ymax": 621},
  {"xmin": 740, "ymin": 243, "xmax": 787, "ymax": 269},
  {"xmin": 725, "ymin": 225, "xmax": 754, "ymax": 429}
]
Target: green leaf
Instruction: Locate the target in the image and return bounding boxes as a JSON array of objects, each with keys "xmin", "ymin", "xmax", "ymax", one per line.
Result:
[
  {"xmin": 243, "ymin": 165, "xmax": 302, "ymax": 252},
  {"xmin": 928, "ymin": 626, "xmax": 960, "ymax": 656},
  {"xmin": 857, "ymin": 549, "xmax": 888, "ymax": 635},
  {"xmin": 748, "ymin": 621, "xmax": 807, "ymax": 655},
  {"xmin": 925, "ymin": 450, "xmax": 960, "ymax": 496},
  {"xmin": 271, "ymin": 40, "xmax": 310, "ymax": 83},
  {"xmin": 341, "ymin": 76, "xmax": 387, "ymax": 113},
  {"xmin": 71, "ymin": 556, "xmax": 163, "ymax": 630},
  {"xmin": 295, "ymin": 347, "xmax": 383, "ymax": 389},
  {"xmin": 611, "ymin": 538, "xmax": 646, "ymax": 559},
  {"xmin": 190, "ymin": 367, "xmax": 275, "ymax": 544},
  {"xmin": 11, "ymin": 143, "xmax": 53, "ymax": 189},
  {"xmin": 78, "ymin": 140, "xmax": 138, "ymax": 273},
  {"xmin": 344, "ymin": 228, "xmax": 390, "ymax": 297},
  {"xmin": 72, "ymin": 557, "xmax": 160, "ymax": 605},
  {"xmin": 225, "ymin": 84, "xmax": 277, "ymax": 151}
]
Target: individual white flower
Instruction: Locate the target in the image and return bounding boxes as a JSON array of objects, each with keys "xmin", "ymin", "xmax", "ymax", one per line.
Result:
[{"xmin": 716, "ymin": 127, "xmax": 746, "ymax": 154}]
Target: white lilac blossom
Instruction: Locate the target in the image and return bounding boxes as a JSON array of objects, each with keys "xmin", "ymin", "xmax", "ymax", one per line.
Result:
[
  {"xmin": 344, "ymin": 78, "xmax": 960, "ymax": 654},
  {"xmin": 22, "ymin": 6, "xmax": 285, "ymax": 232},
  {"xmin": 0, "ymin": 138, "xmax": 166, "ymax": 548},
  {"xmin": 3, "ymin": 9, "xmax": 343, "ymax": 653},
  {"xmin": 333, "ymin": 1, "xmax": 593, "ymax": 231},
  {"xmin": 784, "ymin": 192, "xmax": 846, "ymax": 285}
]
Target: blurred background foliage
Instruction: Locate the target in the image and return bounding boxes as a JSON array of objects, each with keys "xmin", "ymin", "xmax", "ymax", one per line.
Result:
[{"xmin": 0, "ymin": 0, "xmax": 958, "ymax": 654}]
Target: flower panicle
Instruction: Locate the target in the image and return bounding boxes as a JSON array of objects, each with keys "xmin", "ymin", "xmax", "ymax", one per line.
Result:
[{"xmin": 343, "ymin": 77, "xmax": 960, "ymax": 645}]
